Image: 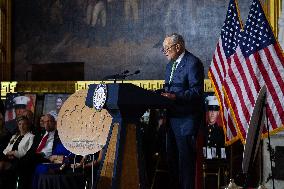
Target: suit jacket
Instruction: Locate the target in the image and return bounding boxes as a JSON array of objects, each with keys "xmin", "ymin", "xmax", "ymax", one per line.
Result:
[
  {"xmin": 204, "ymin": 123, "xmax": 225, "ymax": 148},
  {"xmin": 28, "ymin": 130, "xmax": 61, "ymax": 157},
  {"xmin": 3, "ymin": 132, "xmax": 34, "ymax": 158},
  {"xmin": 165, "ymin": 50, "xmax": 204, "ymax": 136}
]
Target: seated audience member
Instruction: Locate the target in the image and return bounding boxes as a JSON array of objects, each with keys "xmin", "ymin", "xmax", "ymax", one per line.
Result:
[
  {"xmin": 0, "ymin": 116, "xmax": 34, "ymax": 169},
  {"xmin": 0, "ymin": 112, "xmax": 10, "ymax": 153},
  {"xmin": 34, "ymin": 115, "xmax": 46, "ymax": 136},
  {"xmin": 0, "ymin": 100, "xmax": 4, "ymax": 117},
  {"xmin": 22, "ymin": 109, "xmax": 35, "ymax": 132},
  {"xmin": 204, "ymin": 96, "xmax": 225, "ymax": 159},
  {"xmin": 5, "ymin": 96, "xmax": 30, "ymax": 136},
  {"xmin": 0, "ymin": 116, "xmax": 34, "ymax": 188},
  {"xmin": 71, "ymin": 150, "xmax": 103, "ymax": 188},
  {"xmin": 32, "ymin": 142, "xmax": 73, "ymax": 189},
  {"xmin": 72, "ymin": 150, "xmax": 103, "ymax": 171},
  {"xmin": 18, "ymin": 114, "xmax": 61, "ymax": 189}
]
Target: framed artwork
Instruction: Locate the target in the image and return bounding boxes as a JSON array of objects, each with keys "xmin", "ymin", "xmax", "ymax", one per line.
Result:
[
  {"xmin": 4, "ymin": 93, "xmax": 37, "ymax": 122},
  {"xmin": 43, "ymin": 94, "xmax": 70, "ymax": 120}
]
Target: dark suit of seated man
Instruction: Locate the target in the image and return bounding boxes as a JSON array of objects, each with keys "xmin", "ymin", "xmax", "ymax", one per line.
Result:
[
  {"xmin": 161, "ymin": 33, "xmax": 204, "ymax": 189},
  {"xmin": 18, "ymin": 114, "xmax": 61, "ymax": 189}
]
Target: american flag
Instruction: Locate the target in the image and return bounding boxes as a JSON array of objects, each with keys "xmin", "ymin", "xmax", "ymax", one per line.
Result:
[
  {"xmin": 223, "ymin": 0, "xmax": 284, "ymax": 143},
  {"xmin": 208, "ymin": 0, "xmax": 241, "ymax": 145}
]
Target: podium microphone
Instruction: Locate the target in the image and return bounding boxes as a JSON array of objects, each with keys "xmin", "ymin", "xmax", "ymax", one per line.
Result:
[
  {"xmin": 124, "ymin": 70, "xmax": 140, "ymax": 78},
  {"xmin": 103, "ymin": 70, "xmax": 129, "ymax": 80},
  {"xmin": 121, "ymin": 70, "xmax": 130, "ymax": 75},
  {"xmin": 133, "ymin": 70, "xmax": 140, "ymax": 75}
]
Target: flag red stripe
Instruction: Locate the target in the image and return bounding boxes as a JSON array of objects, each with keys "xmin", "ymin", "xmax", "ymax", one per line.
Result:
[
  {"xmin": 217, "ymin": 43, "xmax": 226, "ymax": 77},
  {"xmin": 209, "ymin": 62, "xmax": 222, "ymax": 100},
  {"xmin": 227, "ymin": 54, "xmax": 251, "ymax": 122},
  {"xmin": 210, "ymin": 61, "xmax": 237, "ymax": 140},
  {"xmin": 266, "ymin": 105, "xmax": 278, "ymax": 130},
  {"xmin": 212, "ymin": 51, "xmax": 239, "ymax": 139},
  {"xmin": 209, "ymin": 69, "xmax": 229, "ymax": 133},
  {"xmin": 245, "ymin": 58, "xmax": 261, "ymax": 94},
  {"xmin": 224, "ymin": 98, "xmax": 237, "ymax": 136},
  {"xmin": 263, "ymin": 47, "xmax": 284, "ymax": 95},
  {"xmin": 254, "ymin": 58, "xmax": 281, "ymax": 129},
  {"xmin": 211, "ymin": 55, "xmax": 224, "ymax": 100},
  {"xmin": 246, "ymin": 55, "xmax": 278, "ymax": 132},
  {"xmin": 233, "ymin": 52, "xmax": 256, "ymax": 106},
  {"xmin": 254, "ymin": 52, "xmax": 284, "ymax": 125},
  {"xmin": 223, "ymin": 80, "xmax": 247, "ymax": 138}
]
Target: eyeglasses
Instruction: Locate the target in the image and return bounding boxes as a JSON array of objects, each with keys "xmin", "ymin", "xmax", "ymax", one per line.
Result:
[{"xmin": 161, "ymin": 44, "xmax": 177, "ymax": 53}]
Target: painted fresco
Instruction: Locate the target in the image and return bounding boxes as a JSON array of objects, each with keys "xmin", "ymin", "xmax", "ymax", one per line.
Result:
[{"xmin": 13, "ymin": 0, "xmax": 252, "ymax": 80}]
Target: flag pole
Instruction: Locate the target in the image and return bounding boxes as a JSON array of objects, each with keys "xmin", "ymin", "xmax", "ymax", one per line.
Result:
[{"xmin": 264, "ymin": 94, "xmax": 275, "ymax": 189}]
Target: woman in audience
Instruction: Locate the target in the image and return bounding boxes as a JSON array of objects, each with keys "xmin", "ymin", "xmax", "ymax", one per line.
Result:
[
  {"xmin": 0, "ymin": 116, "xmax": 34, "ymax": 171},
  {"xmin": 0, "ymin": 112, "xmax": 10, "ymax": 152}
]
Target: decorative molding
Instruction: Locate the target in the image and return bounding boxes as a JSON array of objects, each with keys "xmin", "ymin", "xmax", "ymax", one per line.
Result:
[
  {"xmin": 1, "ymin": 81, "xmax": 17, "ymax": 99},
  {"xmin": 1, "ymin": 79, "xmax": 215, "ymax": 100},
  {"xmin": 75, "ymin": 79, "xmax": 214, "ymax": 92}
]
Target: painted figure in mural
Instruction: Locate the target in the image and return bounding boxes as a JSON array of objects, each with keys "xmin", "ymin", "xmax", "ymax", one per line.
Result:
[
  {"xmin": 124, "ymin": 0, "xmax": 139, "ymax": 23},
  {"xmin": 86, "ymin": 0, "xmax": 107, "ymax": 27},
  {"xmin": 161, "ymin": 33, "xmax": 204, "ymax": 189},
  {"xmin": 50, "ymin": 0, "xmax": 64, "ymax": 25},
  {"xmin": 204, "ymin": 95, "xmax": 225, "ymax": 158},
  {"xmin": 85, "ymin": 0, "xmax": 109, "ymax": 46}
]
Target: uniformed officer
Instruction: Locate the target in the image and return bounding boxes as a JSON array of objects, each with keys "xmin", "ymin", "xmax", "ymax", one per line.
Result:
[{"xmin": 204, "ymin": 96, "xmax": 225, "ymax": 158}]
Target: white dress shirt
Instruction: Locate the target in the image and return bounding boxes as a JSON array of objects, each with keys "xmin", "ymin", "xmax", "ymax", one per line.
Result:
[
  {"xmin": 3, "ymin": 132, "xmax": 34, "ymax": 159},
  {"xmin": 175, "ymin": 51, "xmax": 185, "ymax": 68},
  {"xmin": 39, "ymin": 130, "xmax": 55, "ymax": 158}
]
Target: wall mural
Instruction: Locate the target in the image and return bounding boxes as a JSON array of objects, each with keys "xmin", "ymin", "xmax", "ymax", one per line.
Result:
[{"xmin": 13, "ymin": 0, "xmax": 252, "ymax": 80}]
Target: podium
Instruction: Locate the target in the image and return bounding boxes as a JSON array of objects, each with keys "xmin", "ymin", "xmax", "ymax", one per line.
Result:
[{"xmin": 85, "ymin": 83, "xmax": 173, "ymax": 189}]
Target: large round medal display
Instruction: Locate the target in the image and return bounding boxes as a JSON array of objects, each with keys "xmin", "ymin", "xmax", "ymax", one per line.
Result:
[{"xmin": 57, "ymin": 90, "xmax": 113, "ymax": 156}]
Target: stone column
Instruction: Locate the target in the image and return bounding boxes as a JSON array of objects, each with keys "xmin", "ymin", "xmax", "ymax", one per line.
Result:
[
  {"xmin": 279, "ymin": 0, "xmax": 284, "ymax": 50},
  {"xmin": 263, "ymin": 131, "xmax": 284, "ymax": 188}
]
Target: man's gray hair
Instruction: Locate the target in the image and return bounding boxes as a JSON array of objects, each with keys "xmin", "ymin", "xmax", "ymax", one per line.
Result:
[
  {"xmin": 45, "ymin": 113, "xmax": 56, "ymax": 122},
  {"xmin": 167, "ymin": 33, "xmax": 185, "ymax": 48}
]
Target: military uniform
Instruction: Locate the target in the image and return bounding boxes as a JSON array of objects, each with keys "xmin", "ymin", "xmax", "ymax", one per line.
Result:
[{"xmin": 204, "ymin": 123, "xmax": 225, "ymax": 158}]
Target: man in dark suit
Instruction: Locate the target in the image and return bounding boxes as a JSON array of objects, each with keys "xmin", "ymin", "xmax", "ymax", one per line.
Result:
[{"xmin": 161, "ymin": 33, "xmax": 204, "ymax": 189}]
